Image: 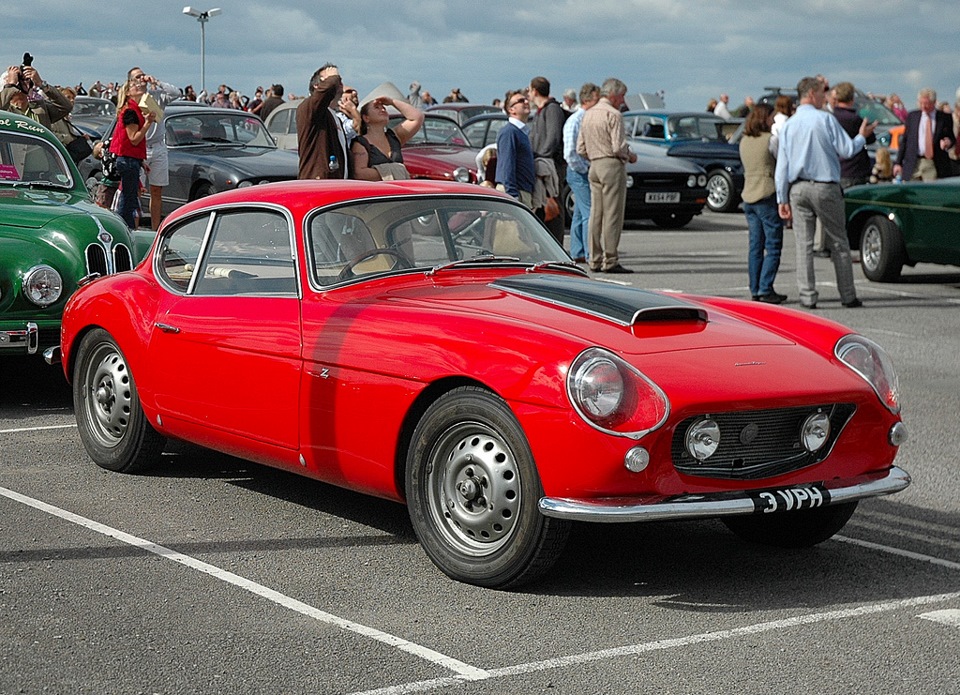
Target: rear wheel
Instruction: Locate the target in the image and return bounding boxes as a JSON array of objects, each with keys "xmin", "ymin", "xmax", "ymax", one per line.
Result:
[
  {"xmin": 722, "ymin": 501, "xmax": 858, "ymax": 548},
  {"xmin": 859, "ymin": 214, "xmax": 906, "ymax": 282},
  {"xmin": 405, "ymin": 386, "xmax": 570, "ymax": 588},
  {"xmin": 73, "ymin": 329, "xmax": 165, "ymax": 473}
]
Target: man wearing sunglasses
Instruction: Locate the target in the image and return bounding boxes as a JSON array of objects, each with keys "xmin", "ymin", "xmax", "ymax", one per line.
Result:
[{"xmin": 495, "ymin": 89, "xmax": 535, "ymax": 209}]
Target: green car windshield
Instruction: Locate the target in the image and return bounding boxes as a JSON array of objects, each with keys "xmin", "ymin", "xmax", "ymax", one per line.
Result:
[{"xmin": 0, "ymin": 130, "xmax": 74, "ymax": 189}]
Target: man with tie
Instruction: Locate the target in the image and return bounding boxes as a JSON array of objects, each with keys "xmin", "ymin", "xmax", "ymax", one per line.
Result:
[{"xmin": 894, "ymin": 88, "xmax": 956, "ymax": 182}]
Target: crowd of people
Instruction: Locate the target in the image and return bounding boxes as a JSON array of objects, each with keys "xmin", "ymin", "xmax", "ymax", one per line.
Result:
[{"xmin": 5, "ymin": 57, "xmax": 960, "ymax": 307}]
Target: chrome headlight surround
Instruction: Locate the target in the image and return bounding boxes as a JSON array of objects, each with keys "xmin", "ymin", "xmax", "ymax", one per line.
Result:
[
  {"xmin": 626, "ymin": 175, "xmax": 635, "ymax": 188},
  {"xmin": 23, "ymin": 265, "xmax": 63, "ymax": 307},
  {"xmin": 452, "ymin": 166, "xmax": 470, "ymax": 183},
  {"xmin": 567, "ymin": 347, "xmax": 670, "ymax": 439},
  {"xmin": 835, "ymin": 334, "xmax": 900, "ymax": 414}
]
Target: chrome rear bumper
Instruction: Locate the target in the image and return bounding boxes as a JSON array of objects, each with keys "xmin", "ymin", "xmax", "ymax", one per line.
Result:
[
  {"xmin": 538, "ymin": 466, "xmax": 910, "ymax": 523},
  {"xmin": 0, "ymin": 322, "xmax": 38, "ymax": 354}
]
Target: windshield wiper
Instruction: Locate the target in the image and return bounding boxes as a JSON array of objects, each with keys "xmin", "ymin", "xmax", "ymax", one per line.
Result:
[
  {"xmin": 525, "ymin": 260, "xmax": 588, "ymax": 276},
  {"xmin": 426, "ymin": 254, "xmax": 520, "ymax": 276}
]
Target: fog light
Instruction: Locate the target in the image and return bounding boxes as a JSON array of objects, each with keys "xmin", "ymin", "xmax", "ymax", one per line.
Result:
[
  {"xmin": 889, "ymin": 422, "xmax": 908, "ymax": 447},
  {"xmin": 801, "ymin": 412, "xmax": 831, "ymax": 452},
  {"xmin": 624, "ymin": 447, "xmax": 650, "ymax": 472},
  {"xmin": 685, "ymin": 418, "xmax": 720, "ymax": 461}
]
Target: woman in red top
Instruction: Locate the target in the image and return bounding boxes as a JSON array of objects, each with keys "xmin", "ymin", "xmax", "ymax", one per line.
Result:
[{"xmin": 109, "ymin": 78, "xmax": 155, "ymax": 228}]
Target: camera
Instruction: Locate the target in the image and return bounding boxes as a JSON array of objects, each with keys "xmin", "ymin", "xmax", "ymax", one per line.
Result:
[
  {"xmin": 18, "ymin": 52, "xmax": 42, "ymax": 104},
  {"xmin": 22, "ymin": 52, "xmax": 33, "ymax": 67}
]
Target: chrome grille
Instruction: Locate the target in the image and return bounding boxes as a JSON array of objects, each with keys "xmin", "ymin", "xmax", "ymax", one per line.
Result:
[
  {"xmin": 671, "ymin": 404, "xmax": 856, "ymax": 480},
  {"xmin": 86, "ymin": 244, "xmax": 108, "ymax": 276},
  {"xmin": 114, "ymin": 244, "xmax": 133, "ymax": 272}
]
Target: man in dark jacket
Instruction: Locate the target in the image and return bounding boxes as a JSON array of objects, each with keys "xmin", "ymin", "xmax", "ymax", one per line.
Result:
[
  {"xmin": 528, "ymin": 76, "xmax": 569, "ymax": 244},
  {"xmin": 832, "ymin": 82, "xmax": 875, "ymax": 189},
  {"xmin": 895, "ymin": 87, "xmax": 956, "ymax": 181}
]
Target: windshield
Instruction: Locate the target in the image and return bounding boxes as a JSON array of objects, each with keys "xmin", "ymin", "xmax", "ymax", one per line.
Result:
[
  {"xmin": 854, "ymin": 93, "xmax": 902, "ymax": 126},
  {"xmin": 392, "ymin": 116, "xmax": 471, "ymax": 146},
  {"xmin": 166, "ymin": 113, "xmax": 277, "ymax": 147},
  {"xmin": 73, "ymin": 99, "xmax": 115, "ymax": 118},
  {"xmin": 308, "ymin": 196, "xmax": 569, "ymax": 286},
  {"xmin": 0, "ymin": 129, "xmax": 74, "ymax": 188}
]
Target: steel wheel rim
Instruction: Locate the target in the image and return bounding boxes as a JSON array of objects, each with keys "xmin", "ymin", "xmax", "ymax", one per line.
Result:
[
  {"xmin": 707, "ymin": 174, "xmax": 730, "ymax": 209},
  {"xmin": 862, "ymin": 224, "xmax": 882, "ymax": 272},
  {"xmin": 82, "ymin": 343, "xmax": 133, "ymax": 448},
  {"xmin": 425, "ymin": 422, "xmax": 522, "ymax": 557}
]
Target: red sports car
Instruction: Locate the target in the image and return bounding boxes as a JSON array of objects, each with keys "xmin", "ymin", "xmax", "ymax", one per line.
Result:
[{"xmin": 50, "ymin": 180, "xmax": 909, "ymax": 588}]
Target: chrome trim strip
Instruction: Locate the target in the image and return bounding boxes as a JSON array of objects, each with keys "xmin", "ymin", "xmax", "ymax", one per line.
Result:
[
  {"xmin": 26, "ymin": 322, "xmax": 38, "ymax": 354},
  {"xmin": 538, "ymin": 466, "xmax": 911, "ymax": 523},
  {"xmin": 43, "ymin": 346, "xmax": 61, "ymax": 365}
]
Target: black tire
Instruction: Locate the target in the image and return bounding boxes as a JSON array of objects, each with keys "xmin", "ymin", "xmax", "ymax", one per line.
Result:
[
  {"xmin": 859, "ymin": 214, "xmax": 906, "ymax": 282},
  {"xmin": 405, "ymin": 386, "xmax": 570, "ymax": 588},
  {"xmin": 722, "ymin": 501, "xmax": 858, "ymax": 548},
  {"xmin": 191, "ymin": 182, "xmax": 215, "ymax": 202},
  {"xmin": 73, "ymin": 329, "xmax": 165, "ymax": 473},
  {"xmin": 650, "ymin": 213, "xmax": 694, "ymax": 229},
  {"xmin": 706, "ymin": 169, "xmax": 738, "ymax": 213}
]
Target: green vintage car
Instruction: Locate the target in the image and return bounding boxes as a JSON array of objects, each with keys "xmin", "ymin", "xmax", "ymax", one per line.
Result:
[
  {"xmin": 0, "ymin": 112, "xmax": 154, "ymax": 356},
  {"xmin": 844, "ymin": 179, "xmax": 960, "ymax": 282}
]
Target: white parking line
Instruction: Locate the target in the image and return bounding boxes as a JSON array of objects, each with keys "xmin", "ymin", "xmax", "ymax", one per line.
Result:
[
  {"xmin": 0, "ymin": 423, "xmax": 77, "ymax": 434},
  {"xmin": 919, "ymin": 609, "xmax": 960, "ymax": 628},
  {"xmin": 348, "ymin": 592, "xmax": 960, "ymax": 695},
  {"xmin": 833, "ymin": 535, "xmax": 960, "ymax": 571},
  {"xmin": 0, "ymin": 485, "xmax": 489, "ymax": 682}
]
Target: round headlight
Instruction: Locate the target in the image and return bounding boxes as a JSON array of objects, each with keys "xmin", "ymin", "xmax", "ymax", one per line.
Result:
[
  {"xmin": 453, "ymin": 166, "xmax": 470, "ymax": 183},
  {"xmin": 572, "ymin": 357, "xmax": 624, "ymax": 418},
  {"xmin": 626, "ymin": 175, "xmax": 635, "ymax": 188},
  {"xmin": 801, "ymin": 412, "xmax": 831, "ymax": 452},
  {"xmin": 698, "ymin": 174, "xmax": 707, "ymax": 187},
  {"xmin": 687, "ymin": 175, "xmax": 697, "ymax": 188},
  {"xmin": 835, "ymin": 334, "xmax": 900, "ymax": 414},
  {"xmin": 685, "ymin": 418, "xmax": 720, "ymax": 461},
  {"xmin": 23, "ymin": 265, "xmax": 63, "ymax": 307}
]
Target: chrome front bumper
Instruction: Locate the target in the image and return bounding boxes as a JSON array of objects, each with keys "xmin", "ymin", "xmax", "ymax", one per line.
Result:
[
  {"xmin": 0, "ymin": 322, "xmax": 39, "ymax": 354},
  {"xmin": 539, "ymin": 466, "xmax": 911, "ymax": 523}
]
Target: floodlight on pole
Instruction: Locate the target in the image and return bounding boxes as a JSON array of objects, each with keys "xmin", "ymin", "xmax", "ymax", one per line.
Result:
[{"xmin": 182, "ymin": 6, "xmax": 222, "ymax": 95}]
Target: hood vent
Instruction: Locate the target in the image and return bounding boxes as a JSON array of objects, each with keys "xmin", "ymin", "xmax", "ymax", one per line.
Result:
[{"xmin": 492, "ymin": 275, "xmax": 706, "ymax": 326}]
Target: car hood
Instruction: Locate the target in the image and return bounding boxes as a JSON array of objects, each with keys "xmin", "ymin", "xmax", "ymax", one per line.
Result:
[
  {"xmin": 170, "ymin": 146, "xmax": 300, "ymax": 177},
  {"xmin": 377, "ymin": 272, "xmax": 794, "ymax": 356},
  {"xmin": 666, "ymin": 140, "xmax": 740, "ymax": 160},
  {"xmin": 403, "ymin": 145, "xmax": 478, "ymax": 169},
  {"xmin": 0, "ymin": 188, "xmax": 115, "ymax": 230},
  {"xmin": 627, "ymin": 152, "xmax": 704, "ymax": 175}
]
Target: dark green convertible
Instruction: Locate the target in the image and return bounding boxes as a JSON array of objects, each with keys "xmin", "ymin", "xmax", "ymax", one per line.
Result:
[
  {"xmin": 0, "ymin": 112, "xmax": 154, "ymax": 356},
  {"xmin": 844, "ymin": 179, "xmax": 960, "ymax": 282}
]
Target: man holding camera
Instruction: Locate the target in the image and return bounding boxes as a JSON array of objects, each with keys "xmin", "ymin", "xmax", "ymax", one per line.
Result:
[{"xmin": 1, "ymin": 57, "xmax": 72, "ymax": 129}]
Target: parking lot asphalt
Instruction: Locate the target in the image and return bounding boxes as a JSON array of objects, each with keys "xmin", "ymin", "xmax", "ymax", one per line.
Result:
[{"xmin": 2, "ymin": 211, "xmax": 958, "ymax": 694}]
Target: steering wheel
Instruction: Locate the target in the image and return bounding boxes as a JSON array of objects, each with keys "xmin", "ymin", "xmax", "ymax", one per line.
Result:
[{"xmin": 337, "ymin": 248, "xmax": 412, "ymax": 280}]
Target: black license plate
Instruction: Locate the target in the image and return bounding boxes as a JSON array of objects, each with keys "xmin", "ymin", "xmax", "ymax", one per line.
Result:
[{"xmin": 749, "ymin": 484, "xmax": 831, "ymax": 514}]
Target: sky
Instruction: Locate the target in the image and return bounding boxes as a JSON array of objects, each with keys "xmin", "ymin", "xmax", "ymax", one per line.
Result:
[{"xmin": 4, "ymin": 0, "xmax": 959, "ymax": 113}]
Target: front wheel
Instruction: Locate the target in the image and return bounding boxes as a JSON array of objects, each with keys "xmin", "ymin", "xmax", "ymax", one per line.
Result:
[
  {"xmin": 73, "ymin": 329, "xmax": 165, "ymax": 473},
  {"xmin": 405, "ymin": 386, "xmax": 570, "ymax": 588},
  {"xmin": 859, "ymin": 214, "xmax": 906, "ymax": 282},
  {"xmin": 722, "ymin": 501, "xmax": 858, "ymax": 548},
  {"xmin": 706, "ymin": 170, "xmax": 739, "ymax": 213}
]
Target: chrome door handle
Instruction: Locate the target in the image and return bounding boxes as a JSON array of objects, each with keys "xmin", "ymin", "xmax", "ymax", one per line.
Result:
[{"xmin": 155, "ymin": 322, "xmax": 181, "ymax": 334}]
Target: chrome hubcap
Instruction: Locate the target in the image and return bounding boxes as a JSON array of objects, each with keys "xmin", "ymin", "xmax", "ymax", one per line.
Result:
[
  {"xmin": 427, "ymin": 424, "xmax": 521, "ymax": 556},
  {"xmin": 707, "ymin": 175, "xmax": 729, "ymax": 208},
  {"xmin": 85, "ymin": 346, "xmax": 132, "ymax": 447},
  {"xmin": 862, "ymin": 225, "xmax": 881, "ymax": 271}
]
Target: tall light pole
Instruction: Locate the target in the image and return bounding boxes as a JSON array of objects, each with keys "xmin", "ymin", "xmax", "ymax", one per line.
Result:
[{"xmin": 182, "ymin": 6, "xmax": 221, "ymax": 96}]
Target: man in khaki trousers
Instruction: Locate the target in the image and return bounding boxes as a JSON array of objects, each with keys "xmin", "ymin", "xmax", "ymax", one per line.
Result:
[{"xmin": 577, "ymin": 78, "xmax": 637, "ymax": 274}]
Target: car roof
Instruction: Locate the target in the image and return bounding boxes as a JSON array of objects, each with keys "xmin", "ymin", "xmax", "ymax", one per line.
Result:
[
  {"xmin": 624, "ymin": 110, "xmax": 725, "ymax": 120},
  {"xmin": 166, "ymin": 179, "xmax": 511, "ymax": 223},
  {"xmin": 165, "ymin": 104, "xmax": 264, "ymax": 118}
]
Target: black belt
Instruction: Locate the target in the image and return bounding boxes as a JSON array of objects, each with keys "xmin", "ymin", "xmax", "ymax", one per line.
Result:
[{"xmin": 795, "ymin": 179, "xmax": 836, "ymax": 184}]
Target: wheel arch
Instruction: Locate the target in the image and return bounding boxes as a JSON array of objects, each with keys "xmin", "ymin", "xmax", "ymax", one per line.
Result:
[
  {"xmin": 846, "ymin": 207, "xmax": 903, "ymax": 250},
  {"xmin": 393, "ymin": 375, "xmax": 497, "ymax": 501}
]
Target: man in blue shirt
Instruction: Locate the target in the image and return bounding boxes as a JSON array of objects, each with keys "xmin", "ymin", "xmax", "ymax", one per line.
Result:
[
  {"xmin": 562, "ymin": 83, "xmax": 600, "ymax": 263},
  {"xmin": 495, "ymin": 90, "xmax": 535, "ymax": 208},
  {"xmin": 775, "ymin": 76, "xmax": 875, "ymax": 309}
]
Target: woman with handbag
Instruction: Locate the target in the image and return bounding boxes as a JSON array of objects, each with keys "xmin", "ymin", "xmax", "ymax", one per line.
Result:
[{"xmin": 108, "ymin": 78, "xmax": 155, "ymax": 229}]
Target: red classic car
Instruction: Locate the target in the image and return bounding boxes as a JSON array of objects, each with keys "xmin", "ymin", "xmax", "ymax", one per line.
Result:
[{"xmin": 51, "ymin": 180, "xmax": 909, "ymax": 588}]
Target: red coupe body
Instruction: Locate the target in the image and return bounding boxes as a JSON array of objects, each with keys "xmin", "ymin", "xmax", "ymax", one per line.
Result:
[{"xmin": 55, "ymin": 180, "xmax": 908, "ymax": 587}]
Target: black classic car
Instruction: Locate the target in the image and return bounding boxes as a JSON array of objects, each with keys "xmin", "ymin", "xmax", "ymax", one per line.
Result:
[{"xmin": 622, "ymin": 111, "xmax": 745, "ymax": 213}]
